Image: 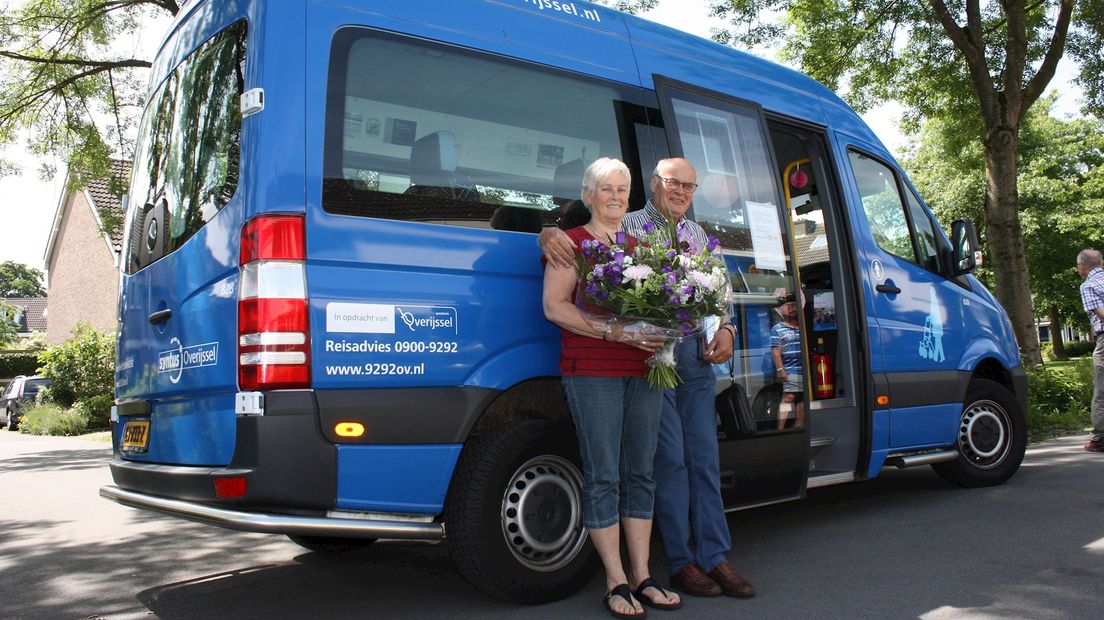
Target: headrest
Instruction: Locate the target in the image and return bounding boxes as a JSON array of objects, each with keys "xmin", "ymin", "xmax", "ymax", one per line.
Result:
[
  {"xmin": 410, "ymin": 132, "xmax": 458, "ymax": 185},
  {"xmin": 552, "ymin": 158, "xmax": 585, "ymax": 202}
]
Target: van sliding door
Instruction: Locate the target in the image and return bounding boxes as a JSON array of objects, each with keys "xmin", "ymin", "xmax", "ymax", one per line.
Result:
[{"xmin": 654, "ymin": 76, "xmax": 807, "ymax": 506}]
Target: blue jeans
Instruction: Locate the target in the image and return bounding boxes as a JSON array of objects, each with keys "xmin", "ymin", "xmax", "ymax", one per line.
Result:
[
  {"xmin": 653, "ymin": 337, "xmax": 732, "ymax": 574},
  {"xmin": 563, "ymin": 375, "xmax": 663, "ymax": 529}
]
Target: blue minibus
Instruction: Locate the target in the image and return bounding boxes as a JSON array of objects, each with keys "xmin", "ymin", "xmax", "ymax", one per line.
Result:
[{"xmin": 101, "ymin": 0, "xmax": 1027, "ymax": 603}]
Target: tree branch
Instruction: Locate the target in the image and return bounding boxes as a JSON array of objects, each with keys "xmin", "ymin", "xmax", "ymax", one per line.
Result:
[
  {"xmin": 929, "ymin": 0, "xmax": 998, "ymax": 115},
  {"xmin": 0, "ymin": 50, "xmax": 151, "ymax": 69},
  {"xmin": 1021, "ymin": 0, "xmax": 1074, "ymax": 116}
]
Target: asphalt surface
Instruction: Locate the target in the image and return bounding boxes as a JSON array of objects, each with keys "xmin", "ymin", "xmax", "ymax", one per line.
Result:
[{"xmin": 1, "ymin": 431, "xmax": 1102, "ymax": 619}]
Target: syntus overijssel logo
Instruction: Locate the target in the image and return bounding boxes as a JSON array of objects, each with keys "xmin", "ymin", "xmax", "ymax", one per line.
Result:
[
  {"xmin": 158, "ymin": 339, "xmax": 219, "ymax": 384},
  {"xmin": 397, "ymin": 306, "xmax": 458, "ymax": 334}
]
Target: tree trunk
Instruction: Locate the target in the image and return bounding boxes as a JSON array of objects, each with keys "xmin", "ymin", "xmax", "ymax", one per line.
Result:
[
  {"xmin": 983, "ymin": 126, "xmax": 1043, "ymax": 366},
  {"xmin": 1049, "ymin": 304, "xmax": 1067, "ymax": 360}
]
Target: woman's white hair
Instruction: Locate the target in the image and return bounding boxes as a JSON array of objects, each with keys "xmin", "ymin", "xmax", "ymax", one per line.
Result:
[{"xmin": 581, "ymin": 157, "xmax": 631, "ymax": 202}]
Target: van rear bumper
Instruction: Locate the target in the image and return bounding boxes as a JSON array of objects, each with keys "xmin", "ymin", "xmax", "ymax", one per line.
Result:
[{"xmin": 99, "ymin": 484, "xmax": 445, "ymax": 541}]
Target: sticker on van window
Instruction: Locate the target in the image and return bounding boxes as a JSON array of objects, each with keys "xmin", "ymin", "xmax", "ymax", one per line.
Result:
[
  {"xmin": 157, "ymin": 338, "xmax": 219, "ymax": 384},
  {"xmin": 918, "ymin": 287, "xmax": 946, "ymax": 362}
]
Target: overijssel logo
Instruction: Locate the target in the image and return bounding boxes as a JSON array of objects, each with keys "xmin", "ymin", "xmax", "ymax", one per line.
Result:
[
  {"xmin": 158, "ymin": 339, "xmax": 219, "ymax": 384},
  {"xmin": 397, "ymin": 306, "xmax": 459, "ymax": 334}
]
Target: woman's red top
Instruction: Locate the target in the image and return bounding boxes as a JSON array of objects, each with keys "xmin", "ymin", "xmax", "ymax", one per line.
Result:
[{"xmin": 544, "ymin": 226, "xmax": 650, "ymax": 377}]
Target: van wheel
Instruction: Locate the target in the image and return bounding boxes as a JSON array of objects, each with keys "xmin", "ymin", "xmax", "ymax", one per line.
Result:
[
  {"xmin": 445, "ymin": 420, "xmax": 597, "ymax": 603},
  {"xmin": 286, "ymin": 535, "xmax": 376, "ymax": 554},
  {"xmin": 932, "ymin": 378, "xmax": 1026, "ymax": 487}
]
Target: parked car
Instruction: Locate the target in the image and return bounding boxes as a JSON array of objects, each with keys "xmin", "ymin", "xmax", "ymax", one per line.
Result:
[{"xmin": 0, "ymin": 375, "xmax": 51, "ymax": 431}]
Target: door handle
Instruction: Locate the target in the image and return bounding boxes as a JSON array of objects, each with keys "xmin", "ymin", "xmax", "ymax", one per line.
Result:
[
  {"xmin": 875, "ymin": 283, "xmax": 901, "ymax": 295},
  {"xmin": 148, "ymin": 309, "xmax": 172, "ymax": 324}
]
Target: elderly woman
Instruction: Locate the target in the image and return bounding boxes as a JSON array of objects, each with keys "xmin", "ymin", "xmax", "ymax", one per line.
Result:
[{"xmin": 542, "ymin": 157, "xmax": 681, "ymax": 618}]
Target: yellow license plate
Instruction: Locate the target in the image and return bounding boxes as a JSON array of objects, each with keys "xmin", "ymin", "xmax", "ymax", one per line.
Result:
[{"xmin": 121, "ymin": 420, "xmax": 150, "ymax": 452}]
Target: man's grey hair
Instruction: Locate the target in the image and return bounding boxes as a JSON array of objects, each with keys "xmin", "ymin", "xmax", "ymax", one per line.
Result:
[{"xmin": 1077, "ymin": 249, "xmax": 1102, "ymax": 269}]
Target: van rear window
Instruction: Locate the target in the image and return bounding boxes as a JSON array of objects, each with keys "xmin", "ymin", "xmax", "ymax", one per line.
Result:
[
  {"xmin": 123, "ymin": 21, "xmax": 246, "ymax": 274},
  {"xmin": 322, "ymin": 29, "xmax": 643, "ymax": 232}
]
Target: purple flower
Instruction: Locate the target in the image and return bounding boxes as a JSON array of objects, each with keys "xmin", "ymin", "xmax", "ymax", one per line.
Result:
[
  {"xmin": 642, "ymin": 221, "xmax": 656, "ymax": 234},
  {"xmin": 675, "ymin": 310, "xmax": 692, "ymax": 321},
  {"xmin": 666, "ymin": 250, "xmax": 676, "ymax": 259},
  {"xmin": 613, "ymin": 250, "xmax": 625, "ymax": 262},
  {"xmin": 585, "ymin": 282, "xmax": 600, "ymax": 297},
  {"xmin": 615, "ymin": 231, "xmax": 626, "ymax": 245},
  {"xmin": 706, "ymin": 236, "xmax": 720, "ymax": 251}
]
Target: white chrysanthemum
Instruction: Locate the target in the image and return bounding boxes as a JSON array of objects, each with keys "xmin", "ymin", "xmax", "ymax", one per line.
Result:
[
  {"xmin": 689, "ymin": 270, "xmax": 722, "ymax": 292},
  {"xmin": 623, "ymin": 264, "xmax": 654, "ymax": 283},
  {"xmin": 654, "ymin": 342, "xmax": 677, "ymax": 365}
]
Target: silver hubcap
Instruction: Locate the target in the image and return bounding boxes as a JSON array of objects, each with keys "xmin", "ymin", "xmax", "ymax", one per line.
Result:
[
  {"xmin": 957, "ymin": 399, "xmax": 1009, "ymax": 468},
  {"xmin": 500, "ymin": 454, "xmax": 587, "ymax": 572}
]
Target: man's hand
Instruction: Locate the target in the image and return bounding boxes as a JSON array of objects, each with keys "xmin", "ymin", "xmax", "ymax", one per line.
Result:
[
  {"xmin": 702, "ymin": 325, "xmax": 734, "ymax": 364},
  {"xmin": 539, "ymin": 228, "xmax": 576, "ymax": 270}
]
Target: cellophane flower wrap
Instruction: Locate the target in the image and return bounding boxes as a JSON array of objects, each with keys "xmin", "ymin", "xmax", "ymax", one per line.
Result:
[{"xmin": 576, "ymin": 221, "xmax": 730, "ymax": 389}]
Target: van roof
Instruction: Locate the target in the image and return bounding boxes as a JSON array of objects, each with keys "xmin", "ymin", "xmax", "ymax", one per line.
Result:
[{"xmin": 153, "ymin": 0, "xmax": 886, "ymax": 153}]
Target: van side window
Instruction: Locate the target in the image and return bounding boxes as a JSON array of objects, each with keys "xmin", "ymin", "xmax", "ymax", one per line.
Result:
[
  {"xmin": 904, "ymin": 190, "xmax": 944, "ymax": 274},
  {"xmin": 123, "ymin": 21, "xmax": 246, "ymax": 274},
  {"xmin": 322, "ymin": 30, "xmax": 645, "ymax": 231},
  {"xmin": 847, "ymin": 151, "xmax": 917, "ymax": 264}
]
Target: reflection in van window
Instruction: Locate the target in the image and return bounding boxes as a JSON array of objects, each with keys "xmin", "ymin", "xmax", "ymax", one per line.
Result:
[
  {"xmin": 905, "ymin": 190, "xmax": 944, "ymax": 274},
  {"xmin": 322, "ymin": 30, "xmax": 639, "ymax": 231},
  {"xmin": 848, "ymin": 151, "xmax": 915, "ymax": 263},
  {"xmin": 123, "ymin": 21, "xmax": 246, "ymax": 274}
]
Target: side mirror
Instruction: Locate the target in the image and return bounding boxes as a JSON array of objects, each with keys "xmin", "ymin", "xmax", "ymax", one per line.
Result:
[{"xmin": 951, "ymin": 219, "xmax": 980, "ymax": 275}]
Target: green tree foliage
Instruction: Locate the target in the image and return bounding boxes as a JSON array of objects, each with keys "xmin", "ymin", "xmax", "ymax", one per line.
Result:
[
  {"xmin": 0, "ymin": 0, "xmax": 181, "ymax": 187},
  {"xmin": 903, "ymin": 97, "xmax": 1104, "ymax": 358},
  {"xmin": 0, "ymin": 260, "xmax": 45, "ymax": 297},
  {"xmin": 594, "ymin": 0, "xmax": 659, "ymax": 13},
  {"xmin": 0, "ymin": 300, "xmax": 20, "ymax": 347},
  {"xmin": 37, "ymin": 323, "xmax": 115, "ymax": 408},
  {"xmin": 709, "ymin": 1, "xmax": 1104, "ymax": 366}
]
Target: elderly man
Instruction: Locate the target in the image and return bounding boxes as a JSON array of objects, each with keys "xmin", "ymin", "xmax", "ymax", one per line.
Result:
[
  {"xmin": 1077, "ymin": 249, "xmax": 1104, "ymax": 453},
  {"xmin": 540, "ymin": 157, "xmax": 756, "ymax": 599}
]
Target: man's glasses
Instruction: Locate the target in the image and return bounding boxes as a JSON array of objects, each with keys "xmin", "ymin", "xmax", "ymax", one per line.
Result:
[{"xmin": 655, "ymin": 175, "xmax": 698, "ymax": 192}]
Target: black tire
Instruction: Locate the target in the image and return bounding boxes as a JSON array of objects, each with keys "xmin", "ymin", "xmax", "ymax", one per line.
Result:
[
  {"xmin": 286, "ymin": 535, "xmax": 376, "ymax": 554},
  {"xmin": 7, "ymin": 412, "xmax": 19, "ymax": 432},
  {"xmin": 445, "ymin": 420, "xmax": 598, "ymax": 604},
  {"xmin": 932, "ymin": 378, "xmax": 1026, "ymax": 487}
]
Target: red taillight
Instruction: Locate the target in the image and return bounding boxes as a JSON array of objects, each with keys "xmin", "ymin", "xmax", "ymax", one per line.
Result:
[
  {"xmin": 213, "ymin": 476, "xmax": 247, "ymax": 498},
  {"xmin": 238, "ymin": 214, "xmax": 310, "ymax": 391},
  {"xmin": 240, "ymin": 215, "xmax": 306, "ymax": 264}
]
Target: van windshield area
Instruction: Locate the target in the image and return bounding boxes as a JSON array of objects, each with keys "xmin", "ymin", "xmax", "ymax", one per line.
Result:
[{"xmin": 322, "ymin": 30, "xmax": 643, "ymax": 233}]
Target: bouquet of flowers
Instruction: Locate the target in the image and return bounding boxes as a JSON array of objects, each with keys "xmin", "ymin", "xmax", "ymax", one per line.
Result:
[{"xmin": 576, "ymin": 221, "xmax": 731, "ymax": 389}]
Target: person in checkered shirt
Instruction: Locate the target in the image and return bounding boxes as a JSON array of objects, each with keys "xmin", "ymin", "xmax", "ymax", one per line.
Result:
[{"xmin": 1076, "ymin": 249, "xmax": 1104, "ymax": 452}]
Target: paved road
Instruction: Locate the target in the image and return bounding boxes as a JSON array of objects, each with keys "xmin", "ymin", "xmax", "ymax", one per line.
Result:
[{"xmin": 1, "ymin": 431, "xmax": 1102, "ymax": 619}]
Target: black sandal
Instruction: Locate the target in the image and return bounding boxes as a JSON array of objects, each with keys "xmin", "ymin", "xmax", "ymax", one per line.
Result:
[
  {"xmin": 635, "ymin": 577, "xmax": 682, "ymax": 611},
  {"xmin": 605, "ymin": 583, "xmax": 647, "ymax": 619}
]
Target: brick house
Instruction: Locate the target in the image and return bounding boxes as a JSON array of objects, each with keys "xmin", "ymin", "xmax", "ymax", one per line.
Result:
[{"xmin": 42, "ymin": 160, "xmax": 130, "ymax": 345}]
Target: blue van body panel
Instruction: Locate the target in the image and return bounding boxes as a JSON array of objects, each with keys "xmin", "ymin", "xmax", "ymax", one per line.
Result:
[
  {"xmin": 868, "ymin": 408, "xmax": 891, "ymax": 476},
  {"xmin": 888, "ymin": 404, "xmax": 960, "ymax": 449},
  {"xmin": 336, "ymin": 444, "xmax": 462, "ymax": 513},
  {"xmin": 306, "ymin": 0, "xmax": 639, "ymax": 85},
  {"xmin": 305, "ymin": 216, "xmax": 557, "ymax": 389}
]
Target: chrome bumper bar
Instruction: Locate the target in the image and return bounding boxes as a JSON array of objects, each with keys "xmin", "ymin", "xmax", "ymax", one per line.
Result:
[{"xmin": 99, "ymin": 485, "xmax": 445, "ymax": 541}]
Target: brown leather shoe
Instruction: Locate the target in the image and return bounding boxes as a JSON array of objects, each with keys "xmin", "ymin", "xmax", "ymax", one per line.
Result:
[
  {"xmin": 1085, "ymin": 437, "xmax": 1104, "ymax": 452},
  {"xmin": 707, "ymin": 562, "xmax": 756, "ymax": 598},
  {"xmin": 670, "ymin": 563, "xmax": 722, "ymax": 597}
]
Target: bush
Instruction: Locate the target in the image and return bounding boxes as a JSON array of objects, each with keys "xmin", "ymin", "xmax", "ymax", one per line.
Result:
[
  {"xmin": 0, "ymin": 351, "xmax": 41, "ymax": 379},
  {"xmin": 18, "ymin": 402, "xmax": 89, "ymax": 436},
  {"xmin": 38, "ymin": 324, "xmax": 115, "ymax": 408},
  {"xmin": 1061, "ymin": 340, "xmax": 1097, "ymax": 358},
  {"xmin": 73, "ymin": 394, "xmax": 113, "ymax": 430},
  {"xmin": 1026, "ymin": 360, "xmax": 1094, "ymax": 439}
]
